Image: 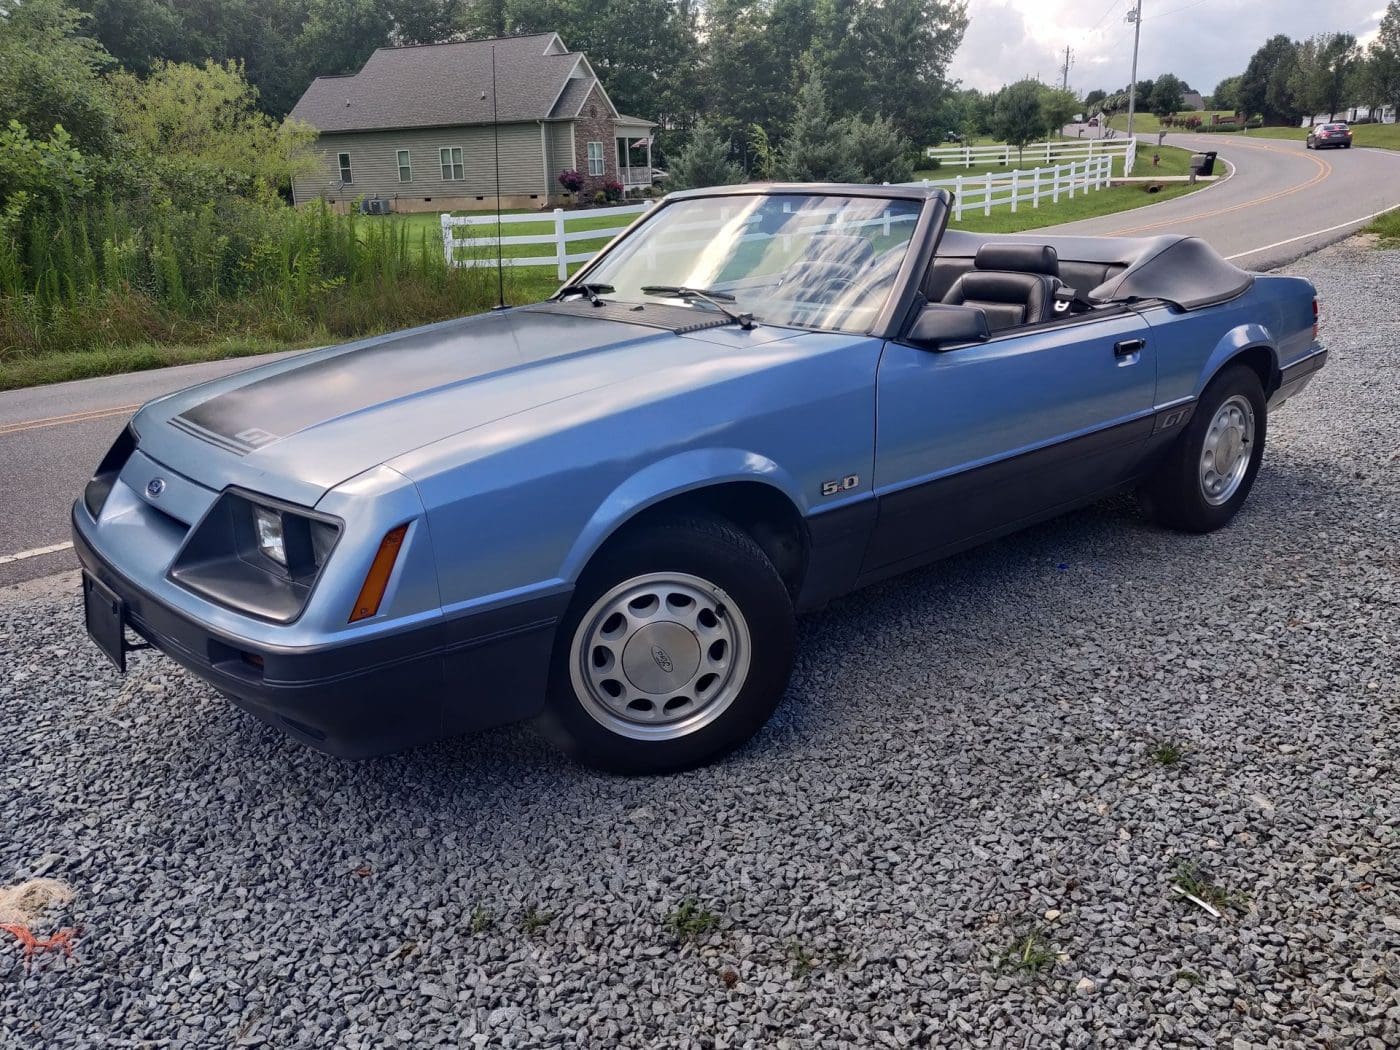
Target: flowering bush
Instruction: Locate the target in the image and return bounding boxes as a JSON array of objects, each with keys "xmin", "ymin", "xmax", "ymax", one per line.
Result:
[
  {"xmin": 557, "ymin": 169, "xmax": 584, "ymax": 193},
  {"xmin": 603, "ymin": 179, "xmax": 624, "ymax": 202}
]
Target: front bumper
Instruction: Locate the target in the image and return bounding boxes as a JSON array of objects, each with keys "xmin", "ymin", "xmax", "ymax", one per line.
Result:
[{"xmin": 72, "ymin": 504, "xmax": 570, "ymax": 757}]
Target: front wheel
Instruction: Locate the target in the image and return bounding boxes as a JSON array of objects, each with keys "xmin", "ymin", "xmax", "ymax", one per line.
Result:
[
  {"xmin": 1140, "ymin": 363, "xmax": 1267, "ymax": 533},
  {"xmin": 538, "ymin": 516, "xmax": 796, "ymax": 774}
]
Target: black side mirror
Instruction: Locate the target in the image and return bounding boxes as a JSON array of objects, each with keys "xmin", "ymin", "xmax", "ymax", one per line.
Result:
[{"xmin": 906, "ymin": 303, "xmax": 992, "ymax": 350}]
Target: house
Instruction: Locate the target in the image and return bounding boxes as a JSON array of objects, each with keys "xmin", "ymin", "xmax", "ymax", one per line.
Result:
[
  {"xmin": 288, "ymin": 33, "xmax": 656, "ymax": 212},
  {"xmin": 1181, "ymin": 91, "xmax": 1206, "ymax": 112}
]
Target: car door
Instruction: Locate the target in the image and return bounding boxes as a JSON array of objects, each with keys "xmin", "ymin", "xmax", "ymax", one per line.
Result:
[{"xmin": 863, "ymin": 308, "xmax": 1157, "ymax": 575}]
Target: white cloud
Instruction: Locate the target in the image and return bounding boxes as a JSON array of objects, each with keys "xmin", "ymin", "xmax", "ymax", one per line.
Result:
[{"xmin": 949, "ymin": 0, "xmax": 1389, "ymax": 96}]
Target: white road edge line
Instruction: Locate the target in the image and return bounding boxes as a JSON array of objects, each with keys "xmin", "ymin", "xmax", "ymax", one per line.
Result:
[
  {"xmin": 1226, "ymin": 201, "xmax": 1400, "ymax": 260},
  {"xmin": 0, "ymin": 541, "xmax": 74, "ymax": 566}
]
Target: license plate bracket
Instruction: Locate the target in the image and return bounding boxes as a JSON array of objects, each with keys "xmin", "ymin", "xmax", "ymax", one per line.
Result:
[{"xmin": 83, "ymin": 572, "xmax": 130, "ymax": 672}]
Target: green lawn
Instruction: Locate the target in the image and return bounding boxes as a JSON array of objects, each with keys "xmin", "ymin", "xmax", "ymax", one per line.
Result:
[
  {"xmin": 948, "ymin": 180, "xmax": 1208, "ymax": 234},
  {"xmin": 1368, "ymin": 208, "xmax": 1400, "ymax": 244},
  {"xmin": 1245, "ymin": 123, "xmax": 1400, "ymax": 151}
]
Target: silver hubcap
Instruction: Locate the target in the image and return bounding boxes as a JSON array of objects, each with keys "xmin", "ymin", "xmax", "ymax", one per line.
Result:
[
  {"xmin": 569, "ymin": 572, "xmax": 752, "ymax": 741},
  {"xmin": 1199, "ymin": 395, "xmax": 1255, "ymax": 506}
]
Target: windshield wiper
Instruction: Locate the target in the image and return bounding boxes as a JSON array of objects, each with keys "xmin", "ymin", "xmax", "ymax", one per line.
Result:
[
  {"xmin": 640, "ymin": 285, "xmax": 755, "ymax": 329},
  {"xmin": 556, "ymin": 282, "xmax": 614, "ymax": 307}
]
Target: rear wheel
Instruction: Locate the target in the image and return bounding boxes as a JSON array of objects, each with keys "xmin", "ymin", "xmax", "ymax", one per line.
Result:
[
  {"xmin": 1140, "ymin": 363, "xmax": 1267, "ymax": 533},
  {"xmin": 538, "ymin": 516, "xmax": 796, "ymax": 774}
]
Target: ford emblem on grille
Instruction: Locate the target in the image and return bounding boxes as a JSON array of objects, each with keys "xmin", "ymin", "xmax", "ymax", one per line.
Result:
[{"xmin": 146, "ymin": 478, "xmax": 166, "ymax": 498}]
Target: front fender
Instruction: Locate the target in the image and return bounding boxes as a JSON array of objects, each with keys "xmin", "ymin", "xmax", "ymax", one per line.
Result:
[{"xmin": 560, "ymin": 448, "xmax": 806, "ymax": 581}]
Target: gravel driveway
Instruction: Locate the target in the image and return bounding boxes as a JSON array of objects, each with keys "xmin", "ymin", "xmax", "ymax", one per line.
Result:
[{"xmin": 3, "ymin": 240, "xmax": 1398, "ymax": 1049}]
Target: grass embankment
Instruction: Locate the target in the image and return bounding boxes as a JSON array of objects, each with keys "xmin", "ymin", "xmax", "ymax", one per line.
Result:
[
  {"xmin": 1244, "ymin": 123, "xmax": 1400, "ymax": 150},
  {"xmin": 0, "ymin": 200, "xmax": 566, "ymax": 391},
  {"xmin": 1368, "ymin": 208, "xmax": 1400, "ymax": 244}
]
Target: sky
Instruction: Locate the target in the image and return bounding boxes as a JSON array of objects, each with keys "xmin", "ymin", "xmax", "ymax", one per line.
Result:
[{"xmin": 948, "ymin": 0, "xmax": 1390, "ymax": 96}]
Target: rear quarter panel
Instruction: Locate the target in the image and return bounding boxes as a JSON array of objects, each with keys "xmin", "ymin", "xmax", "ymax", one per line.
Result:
[{"xmin": 1138, "ymin": 274, "xmax": 1318, "ymax": 405}]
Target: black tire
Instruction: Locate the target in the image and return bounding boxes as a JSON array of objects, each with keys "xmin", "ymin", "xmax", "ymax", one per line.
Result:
[
  {"xmin": 538, "ymin": 516, "xmax": 796, "ymax": 774},
  {"xmin": 1140, "ymin": 363, "xmax": 1268, "ymax": 533}
]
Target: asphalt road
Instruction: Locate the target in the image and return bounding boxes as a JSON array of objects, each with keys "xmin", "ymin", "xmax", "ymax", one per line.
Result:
[
  {"xmin": 0, "ymin": 353, "xmax": 299, "ymax": 588},
  {"xmin": 2, "ymin": 133, "xmax": 1398, "ymax": 588},
  {"xmin": 1049, "ymin": 130, "xmax": 1400, "ymax": 270}
]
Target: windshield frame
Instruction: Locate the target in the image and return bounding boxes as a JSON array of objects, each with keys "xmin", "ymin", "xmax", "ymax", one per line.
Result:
[{"xmin": 561, "ymin": 185, "xmax": 951, "ymax": 340}]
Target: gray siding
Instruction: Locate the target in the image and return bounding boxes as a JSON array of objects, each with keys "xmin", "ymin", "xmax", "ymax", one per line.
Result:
[
  {"xmin": 544, "ymin": 122, "xmax": 573, "ymax": 184},
  {"xmin": 293, "ymin": 124, "xmax": 551, "ymax": 204}
]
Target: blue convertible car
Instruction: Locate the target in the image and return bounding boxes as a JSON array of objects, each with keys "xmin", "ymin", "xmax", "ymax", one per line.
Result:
[{"xmin": 74, "ymin": 184, "xmax": 1326, "ymax": 772}]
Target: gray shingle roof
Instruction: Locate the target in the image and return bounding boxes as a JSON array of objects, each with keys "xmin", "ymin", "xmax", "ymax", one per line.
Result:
[
  {"xmin": 291, "ymin": 34, "xmax": 615, "ymax": 133},
  {"xmin": 549, "ymin": 77, "xmax": 593, "ymax": 119}
]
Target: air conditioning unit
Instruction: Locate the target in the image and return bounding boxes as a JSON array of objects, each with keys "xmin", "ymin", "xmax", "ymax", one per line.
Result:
[{"xmin": 359, "ymin": 198, "xmax": 392, "ymax": 215}]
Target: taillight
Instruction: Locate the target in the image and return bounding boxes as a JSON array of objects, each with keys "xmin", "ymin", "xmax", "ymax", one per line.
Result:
[{"xmin": 1312, "ymin": 298, "xmax": 1319, "ymax": 339}]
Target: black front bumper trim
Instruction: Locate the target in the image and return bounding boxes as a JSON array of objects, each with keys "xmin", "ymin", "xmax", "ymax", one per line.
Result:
[{"xmin": 71, "ymin": 504, "xmax": 571, "ymax": 757}]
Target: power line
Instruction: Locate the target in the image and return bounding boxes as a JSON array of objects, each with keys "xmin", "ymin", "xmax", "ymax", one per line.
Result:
[{"xmin": 1085, "ymin": 0, "xmax": 1123, "ymax": 37}]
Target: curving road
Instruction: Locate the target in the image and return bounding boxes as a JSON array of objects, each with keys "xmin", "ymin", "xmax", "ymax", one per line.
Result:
[
  {"xmin": 2, "ymin": 135, "xmax": 1399, "ymax": 586},
  {"xmin": 1049, "ymin": 130, "xmax": 1400, "ymax": 270}
]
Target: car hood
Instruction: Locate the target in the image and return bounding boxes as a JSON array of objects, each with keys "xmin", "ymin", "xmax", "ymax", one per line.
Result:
[{"xmin": 134, "ymin": 305, "xmax": 805, "ymax": 508}]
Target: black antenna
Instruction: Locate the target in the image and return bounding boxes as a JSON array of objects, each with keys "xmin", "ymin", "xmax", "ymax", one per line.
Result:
[{"xmin": 491, "ymin": 44, "xmax": 506, "ymax": 310}]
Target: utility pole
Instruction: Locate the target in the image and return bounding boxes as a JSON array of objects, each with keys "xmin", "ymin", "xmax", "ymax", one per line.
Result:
[
  {"xmin": 1125, "ymin": 0, "xmax": 1144, "ymax": 140},
  {"xmin": 1061, "ymin": 46, "xmax": 1073, "ymax": 92}
]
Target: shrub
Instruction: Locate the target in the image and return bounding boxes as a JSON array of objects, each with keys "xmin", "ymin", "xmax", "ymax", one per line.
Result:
[
  {"xmin": 592, "ymin": 190, "xmax": 607, "ymax": 205},
  {"xmin": 669, "ymin": 120, "xmax": 743, "ymax": 189},
  {"xmin": 557, "ymin": 169, "xmax": 584, "ymax": 193},
  {"xmin": 603, "ymin": 179, "xmax": 623, "ymax": 202}
]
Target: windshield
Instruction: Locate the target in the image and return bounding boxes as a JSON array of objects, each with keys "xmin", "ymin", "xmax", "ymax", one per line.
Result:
[{"xmin": 578, "ymin": 193, "xmax": 924, "ymax": 333}]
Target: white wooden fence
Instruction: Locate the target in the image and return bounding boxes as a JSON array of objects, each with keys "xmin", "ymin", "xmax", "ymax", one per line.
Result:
[
  {"xmin": 925, "ymin": 137, "xmax": 1136, "ymax": 174},
  {"xmin": 442, "ymin": 153, "xmax": 1117, "ymax": 274},
  {"xmin": 917, "ymin": 154, "xmax": 1115, "ymax": 223},
  {"xmin": 442, "ymin": 201, "xmax": 654, "ymax": 280}
]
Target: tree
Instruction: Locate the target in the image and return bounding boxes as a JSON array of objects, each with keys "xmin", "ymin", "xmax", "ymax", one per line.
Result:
[
  {"xmin": 109, "ymin": 59, "xmax": 318, "ymax": 196},
  {"xmin": 779, "ymin": 71, "xmax": 858, "ymax": 181},
  {"xmin": 1369, "ymin": 1, "xmax": 1400, "ymax": 120},
  {"xmin": 1150, "ymin": 73, "xmax": 1185, "ymax": 118},
  {"xmin": 815, "ymin": 0, "xmax": 968, "ymax": 146},
  {"xmin": 1038, "ymin": 86, "xmax": 1079, "ymax": 138},
  {"xmin": 1083, "ymin": 88, "xmax": 1107, "ymax": 112},
  {"xmin": 668, "ymin": 120, "xmax": 742, "ymax": 189},
  {"xmin": 1239, "ymin": 34, "xmax": 1300, "ymax": 123},
  {"xmin": 1210, "ymin": 75, "xmax": 1242, "ymax": 111},
  {"xmin": 745, "ymin": 123, "xmax": 778, "ymax": 181},
  {"xmin": 841, "ymin": 114, "xmax": 912, "ymax": 184},
  {"xmin": 0, "ymin": 0, "xmax": 116, "ymax": 151},
  {"xmin": 1291, "ymin": 33, "xmax": 1358, "ymax": 122},
  {"xmin": 992, "ymin": 79, "xmax": 1043, "ymax": 164}
]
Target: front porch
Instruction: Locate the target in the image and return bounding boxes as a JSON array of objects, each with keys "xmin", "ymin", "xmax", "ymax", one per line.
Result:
[{"xmin": 615, "ymin": 116, "xmax": 656, "ymax": 194}]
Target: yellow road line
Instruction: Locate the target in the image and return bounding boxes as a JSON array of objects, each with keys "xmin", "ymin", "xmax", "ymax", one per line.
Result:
[
  {"xmin": 1106, "ymin": 140, "xmax": 1332, "ymax": 236},
  {"xmin": 0, "ymin": 403, "xmax": 139, "ymax": 437}
]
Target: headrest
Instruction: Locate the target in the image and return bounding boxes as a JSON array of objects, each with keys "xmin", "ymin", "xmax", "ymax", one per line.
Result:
[{"xmin": 974, "ymin": 243, "xmax": 1060, "ymax": 276}]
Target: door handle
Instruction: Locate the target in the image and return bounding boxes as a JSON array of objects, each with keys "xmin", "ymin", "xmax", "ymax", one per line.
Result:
[{"xmin": 1114, "ymin": 338, "xmax": 1146, "ymax": 358}]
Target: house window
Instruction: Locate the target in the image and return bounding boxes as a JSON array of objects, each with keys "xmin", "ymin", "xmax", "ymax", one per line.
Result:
[
  {"xmin": 397, "ymin": 149, "xmax": 412, "ymax": 182},
  {"xmin": 338, "ymin": 152, "xmax": 353, "ymax": 183},
  {"xmin": 440, "ymin": 147, "xmax": 464, "ymax": 180},
  {"xmin": 587, "ymin": 141, "xmax": 605, "ymax": 176}
]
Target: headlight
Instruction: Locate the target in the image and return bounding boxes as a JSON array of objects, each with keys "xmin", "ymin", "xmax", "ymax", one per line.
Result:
[
  {"xmin": 253, "ymin": 506, "xmax": 286, "ymax": 566},
  {"xmin": 169, "ymin": 490, "xmax": 342, "ymax": 623}
]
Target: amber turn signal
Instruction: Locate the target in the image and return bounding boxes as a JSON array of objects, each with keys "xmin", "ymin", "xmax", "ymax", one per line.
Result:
[{"xmin": 349, "ymin": 524, "xmax": 409, "ymax": 623}]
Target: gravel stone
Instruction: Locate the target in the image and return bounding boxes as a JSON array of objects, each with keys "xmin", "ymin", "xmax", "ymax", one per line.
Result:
[{"xmin": 2, "ymin": 239, "xmax": 1399, "ymax": 1048}]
